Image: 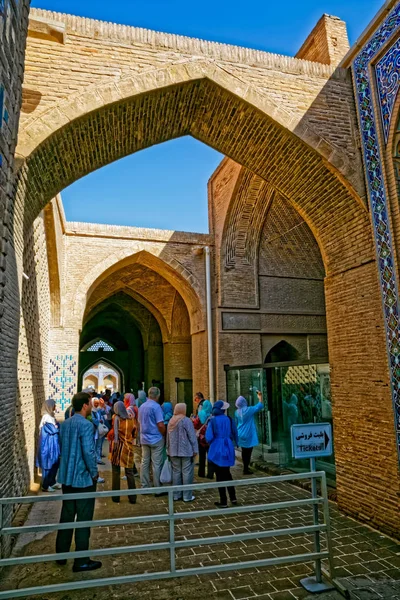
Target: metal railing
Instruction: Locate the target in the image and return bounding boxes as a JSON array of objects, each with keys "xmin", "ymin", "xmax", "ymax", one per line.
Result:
[{"xmin": 0, "ymin": 471, "xmax": 335, "ymax": 599}]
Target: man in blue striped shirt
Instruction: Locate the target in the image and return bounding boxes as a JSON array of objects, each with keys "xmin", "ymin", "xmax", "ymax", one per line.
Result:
[{"xmin": 55, "ymin": 392, "xmax": 102, "ymax": 573}]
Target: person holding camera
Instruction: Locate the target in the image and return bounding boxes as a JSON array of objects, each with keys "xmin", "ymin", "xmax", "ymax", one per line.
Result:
[{"xmin": 55, "ymin": 392, "xmax": 102, "ymax": 573}]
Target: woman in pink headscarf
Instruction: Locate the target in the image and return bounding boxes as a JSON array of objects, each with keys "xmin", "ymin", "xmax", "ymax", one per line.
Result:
[{"xmin": 124, "ymin": 393, "xmax": 137, "ymax": 420}]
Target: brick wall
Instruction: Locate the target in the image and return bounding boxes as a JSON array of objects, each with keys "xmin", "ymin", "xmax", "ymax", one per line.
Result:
[
  {"xmin": 296, "ymin": 14, "xmax": 350, "ymax": 66},
  {"xmin": 17, "ymin": 9, "xmax": 364, "ymax": 201},
  {"xmin": 0, "ymin": 0, "xmax": 31, "ymax": 513},
  {"xmin": 15, "ymin": 212, "xmax": 51, "ymax": 490},
  {"xmin": 325, "ymin": 262, "xmax": 399, "ymax": 536}
]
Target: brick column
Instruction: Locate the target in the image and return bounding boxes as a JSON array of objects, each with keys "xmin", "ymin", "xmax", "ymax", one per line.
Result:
[
  {"xmin": 163, "ymin": 340, "xmax": 192, "ymax": 403},
  {"xmin": 191, "ymin": 331, "xmax": 209, "ymax": 399},
  {"xmin": 145, "ymin": 343, "xmax": 164, "ymax": 392}
]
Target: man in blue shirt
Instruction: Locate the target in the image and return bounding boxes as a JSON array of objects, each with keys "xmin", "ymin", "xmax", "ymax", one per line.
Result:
[
  {"xmin": 138, "ymin": 387, "xmax": 166, "ymax": 494},
  {"xmin": 55, "ymin": 392, "xmax": 102, "ymax": 573}
]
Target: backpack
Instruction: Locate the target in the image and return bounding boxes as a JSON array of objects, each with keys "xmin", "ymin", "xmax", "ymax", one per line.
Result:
[{"xmin": 196, "ymin": 417, "xmax": 211, "ymax": 448}]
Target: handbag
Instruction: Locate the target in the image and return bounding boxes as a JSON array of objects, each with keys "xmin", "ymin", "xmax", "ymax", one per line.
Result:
[
  {"xmin": 160, "ymin": 458, "xmax": 172, "ymax": 484},
  {"xmin": 98, "ymin": 422, "xmax": 108, "ymax": 438},
  {"xmin": 192, "ymin": 416, "xmax": 202, "ymax": 430}
]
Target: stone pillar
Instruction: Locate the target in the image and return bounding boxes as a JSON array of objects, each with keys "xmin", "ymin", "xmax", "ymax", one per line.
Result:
[
  {"xmin": 97, "ymin": 368, "xmax": 104, "ymax": 391},
  {"xmin": 48, "ymin": 327, "xmax": 80, "ymax": 416},
  {"xmin": 145, "ymin": 343, "xmax": 164, "ymax": 391}
]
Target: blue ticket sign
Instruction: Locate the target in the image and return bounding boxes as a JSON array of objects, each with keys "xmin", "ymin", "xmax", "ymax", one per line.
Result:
[{"xmin": 291, "ymin": 423, "xmax": 333, "ymax": 459}]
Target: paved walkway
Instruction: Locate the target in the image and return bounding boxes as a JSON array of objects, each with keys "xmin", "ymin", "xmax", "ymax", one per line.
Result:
[{"xmin": 0, "ymin": 458, "xmax": 399, "ymax": 600}]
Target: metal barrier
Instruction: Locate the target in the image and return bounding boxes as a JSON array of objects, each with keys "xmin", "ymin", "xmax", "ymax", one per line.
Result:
[{"xmin": 0, "ymin": 472, "xmax": 335, "ymax": 599}]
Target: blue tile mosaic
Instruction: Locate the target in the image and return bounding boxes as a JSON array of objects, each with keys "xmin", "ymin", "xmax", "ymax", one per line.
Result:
[
  {"xmin": 376, "ymin": 36, "xmax": 400, "ymax": 142},
  {"xmin": 48, "ymin": 354, "xmax": 77, "ymax": 411},
  {"xmin": 353, "ymin": 3, "xmax": 400, "ymax": 465}
]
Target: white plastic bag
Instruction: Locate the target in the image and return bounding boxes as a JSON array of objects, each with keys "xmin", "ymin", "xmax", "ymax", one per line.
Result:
[
  {"xmin": 160, "ymin": 458, "xmax": 172, "ymax": 484},
  {"xmin": 98, "ymin": 423, "xmax": 108, "ymax": 438}
]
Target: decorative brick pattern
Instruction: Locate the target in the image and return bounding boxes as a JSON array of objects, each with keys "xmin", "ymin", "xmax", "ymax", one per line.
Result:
[
  {"xmin": 48, "ymin": 354, "xmax": 77, "ymax": 411},
  {"xmin": 16, "ymin": 213, "xmax": 51, "ymax": 491},
  {"xmin": 352, "ymin": 2, "xmax": 400, "ymax": 465}
]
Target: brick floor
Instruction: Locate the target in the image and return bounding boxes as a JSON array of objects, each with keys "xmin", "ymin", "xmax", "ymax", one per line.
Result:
[{"xmin": 0, "ymin": 461, "xmax": 398, "ymax": 600}]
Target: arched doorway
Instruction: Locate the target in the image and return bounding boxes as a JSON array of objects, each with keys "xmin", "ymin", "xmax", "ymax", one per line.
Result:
[
  {"xmin": 79, "ymin": 301, "xmax": 145, "ymax": 396},
  {"xmin": 79, "ymin": 256, "xmax": 193, "ymax": 402},
  {"xmin": 9, "ymin": 65, "xmax": 395, "ymax": 530},
  {"xmin": 79, "ymin": 356, "xmax": 125, "ymax": 395},
  {"xmin": 265, "ymin": 341, "xmax": 302, "ymax": 454},
  {"xmin": 82, "ymin": 360, "xmax": 121, "ymax": 394}
]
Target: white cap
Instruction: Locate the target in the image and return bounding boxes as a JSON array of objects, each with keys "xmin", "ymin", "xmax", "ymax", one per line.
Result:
[{"xmin": 82, "ymin": 388, "xmax": 95, "ymax": 395}]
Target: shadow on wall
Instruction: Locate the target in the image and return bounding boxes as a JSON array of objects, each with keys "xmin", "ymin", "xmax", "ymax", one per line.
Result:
[
  {"xmin": 21, "ymin": 88, "xmax": 42, "ymax": 114},
  {"xmin": 293, "ymin": 66, "xmax": 366, "ymax": 207}
]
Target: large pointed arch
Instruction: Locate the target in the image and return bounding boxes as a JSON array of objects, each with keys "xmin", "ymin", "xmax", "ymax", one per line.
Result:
[
  {"xmin": 11, "ymin": 47, "xmax": 396, "ymax": 535},
  {"xmin": 15, "ymin": 65, "xmax": 373, "ymax": 280},
  {"xmin": 17, "ymin": 61, "xmax": 360, "ymax": 196},
  {"xmin": 84, "ymin": 289, "xmax": 170, "ymax": 345}
]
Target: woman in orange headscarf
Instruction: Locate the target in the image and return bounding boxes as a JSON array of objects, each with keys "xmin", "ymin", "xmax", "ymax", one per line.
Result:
[
  {"xmin": 108, "ymin": 401, "xmax": 137, "ymax": 504},
  {"xmin": 123, "ymin": 393, "xmax": 141, "ymax": 475}
]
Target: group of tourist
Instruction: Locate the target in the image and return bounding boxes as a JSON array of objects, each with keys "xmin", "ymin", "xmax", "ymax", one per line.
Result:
[{"xmin": 36, "ymin": 386, "xmax": 264, "ymax": 572}]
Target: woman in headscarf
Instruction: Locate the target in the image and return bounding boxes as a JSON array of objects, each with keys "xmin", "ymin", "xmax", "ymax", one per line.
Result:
[
  {"xmin": 283, "ymin": 394, "xmax": 300, "ymax": 430},
  {"xmin": 123, "ymin": 393, "xmax": 141, "ymax": 475},
  {"xmin": 108, "ymin": 401, "xmax": 137, "ymax": 504},
  {"xmin": 124, "ymin": 393, "xmax": 137, "ymax": 420},
  {"xmin": 283, "ymin": 393, "xmax": 300, "ymax": 463},
  {"xmin": 36, "ymin": 400, "xmax": 61, "ymax": 492},
  {"xmin": 137, "ymin": 390, "xmax": 147, "ymax": 408},
  {"xmin": 235, "ymin": 391, "xmax": 263, "ymax": 475},
  {"xmin": 195, "ymin": 399, "xmax": 213, "ymax": 479},
  {"xmin": 166, "ymin": 403, "xmax": 198, "ymax": 502},
  {"xmin": 206, "ymin": 400, "xmax": 239, "ymax": 508}
]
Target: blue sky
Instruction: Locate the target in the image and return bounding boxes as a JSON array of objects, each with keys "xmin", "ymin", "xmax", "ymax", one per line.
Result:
[{"xmin": 31, "ymin": 0, "xmax": 383, "ymax": 233}]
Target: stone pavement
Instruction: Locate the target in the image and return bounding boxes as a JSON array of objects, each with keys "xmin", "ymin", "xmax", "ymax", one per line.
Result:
[{"xmin": 0, "ymin": 459, "xmax": 398, "ymax": 600}]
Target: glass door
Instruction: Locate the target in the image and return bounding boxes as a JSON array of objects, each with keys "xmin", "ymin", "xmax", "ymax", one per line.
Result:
[{"xmin": 226, "ymin": 367, "xmax": 272, "ymax": 451}]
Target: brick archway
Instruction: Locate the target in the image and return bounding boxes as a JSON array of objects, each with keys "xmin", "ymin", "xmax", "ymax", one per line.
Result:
[
  {"xmin": 11, "ymin": 65, "xmax": 398, "ymax": 534},
  {"xmin": 80, "ymin": 357, "xmax": 124, "ymax": 394},
  {"xmin": 15, "ymin": 72, "xmax": 372, "ymax": 278},
  {"xmin": 17, "ymin": 61, "xmax": 360, "ymax": 197}
]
